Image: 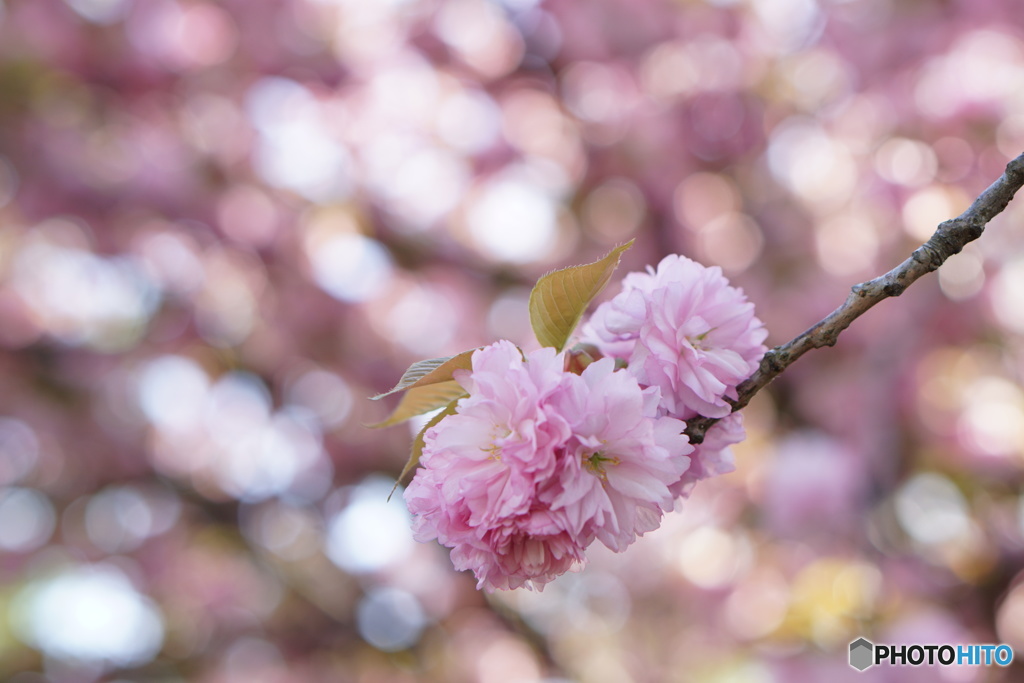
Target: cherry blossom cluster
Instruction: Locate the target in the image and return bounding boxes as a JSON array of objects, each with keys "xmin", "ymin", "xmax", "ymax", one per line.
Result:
[{"xmin": 405, "ymin": 255, "xmax": 767, "ymax": 591}]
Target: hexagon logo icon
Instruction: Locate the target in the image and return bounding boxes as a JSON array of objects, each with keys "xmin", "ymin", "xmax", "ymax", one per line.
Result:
[{"xmin": 849, "ymin": 637, "xmax": 874, "ymax": 671}]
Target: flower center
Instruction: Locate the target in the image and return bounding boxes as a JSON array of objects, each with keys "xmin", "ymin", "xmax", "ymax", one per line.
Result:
[
  {"xmin": 481, "ymin": 426, "xmax": 511, "ymax": 461},
  {"xmin": 686, "ymin": 324, "xmax": 716, "ymax": 352},
  {"xmin": 584, "ymin": 450, "xmax": 621, "ymax": 479}
]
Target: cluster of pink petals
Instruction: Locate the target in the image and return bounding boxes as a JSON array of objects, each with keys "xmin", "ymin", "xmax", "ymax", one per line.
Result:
[
  {"xmin": 405, "ymin": 255, "xmax": 766, "ymax": 591},
  {"xmin": 580, "ymin": 255, "xmax": 767, "ymax": 498},
  {"xmin": 404, "ymin": 340, "xmax": 692, "ymax": 591},
  {"xmin": 582, "ymin": 254, "xmax": 768, "ymax": 420}
]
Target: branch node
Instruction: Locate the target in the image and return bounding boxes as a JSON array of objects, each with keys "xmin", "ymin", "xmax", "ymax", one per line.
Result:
[{"xmin": 883, "ymin": 281, "xmax": 906, "ymax": 297}]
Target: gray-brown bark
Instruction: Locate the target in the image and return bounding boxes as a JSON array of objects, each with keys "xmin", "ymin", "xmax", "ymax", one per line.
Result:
[{"xmin": 685, "ymin": 151, "xmax": 1024, "ymax": 444}]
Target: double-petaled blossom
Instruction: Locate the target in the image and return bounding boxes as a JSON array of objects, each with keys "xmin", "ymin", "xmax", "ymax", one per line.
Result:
[
  {"xmin": 405, "ymin": 254, "xmax": 767, "ymax": 591},
  {"xmin": 582, "ymin": 254, "xmax": 768, "ymax": 419},
  {"xmin": 669, "ymin": 412, "xmax": 744, "ymax": 499},
  {"xmin": 404, "ymin": 341, "xmax": 693, "ymax": 591},
  {"xmin": 546, "ymin": 357, "xmax": 692, "ymax": 552}
]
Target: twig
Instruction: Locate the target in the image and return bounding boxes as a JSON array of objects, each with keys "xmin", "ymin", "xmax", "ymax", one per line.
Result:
[{"xmin": 684, "ymin": 151, "xmax": 1024, "ymax": 444}]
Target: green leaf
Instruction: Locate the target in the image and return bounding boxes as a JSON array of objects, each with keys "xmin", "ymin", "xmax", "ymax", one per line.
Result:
[
  {"xmin": 528, "ymin": 240, "xmax": 635, "ymax": 351},
  {"xmin": 367, "ymin": 381, "xmax": 468, "ymax": 428},
  {"xmin": 389, "ymin": 398, "xmax": 460, "ymax": 500},
  {"xmin": 371, "ymin": 349, "xmax": 477, "ymax": 400}
]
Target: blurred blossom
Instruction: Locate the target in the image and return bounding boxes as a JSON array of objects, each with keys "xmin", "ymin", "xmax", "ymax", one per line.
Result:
[
  {"xmin": 513, "ymin": 570, "xmax": 632, "ymax": 634},
  {"xmin": 561, "ymin": 61, "xmax": 636, "ymax": 127},
  {"xmin": 0, "ymin": 156, "xmax": 17, "ymax": 208},
  {"xmin": 133, "ymin": 229, "xmax": 206, "ymax": 296},
  {"xmin": 306, "ymin": 232, "xmax": 394, "ymax": 302},
  {"xmin": 434, "ymin": 0, "xmax": 524, "ymax": 79},
  {"xmin": 466, "ymin": 170, "xmax": 564, "ymax": 264},
  {"xmin": 990, "ymin": 256, "xmax": 1024, "ymax": 335},
  {"xmin": 285, "ymin": 368, "xmax": 355, "ymax": 429},
  {"xmin": 12, "ymin": 564, "xmax": 165, "ymax": 667},
  {"xmin": 767, "ymin": 118, "xmax": 857, "ymax": 208},
  {"xmin": 216, "ymin": 184, "xmax": 281, "ymax": 248},
  {"xmin": 997, "ymin": 116, "xmax": 1024, "ymax": 160},
  {"xmin": 205, "ymin": 372, "xmax": 274, "ymax": 446},
  {"xmin": 780, "ymin": 49, "xmax": 851, "ymax": 110},
  {"xmin": 895, "ymin": 473, "xmax": 971, "ymax": 546},
  {"xmin": 761, "ymin": 432, "xmax": 863, "ymax": 537},
  {"xmin": 254, "ymin": 121, "xmax": 352, "ymax": 203},
  {"xmin": 875, "ymin": 137, "xmax": 938, "ymax": 188},
  {"xmin": 695, "ymin": 212, "xmax": 764, "ymax": 274},
  {"xmin": 181, "ymin": 93, "xmax": 250, "ymax": 163},
  {"xmin": 436, "ymin": 88, "xmax": 502, "ymax": 154},
  {"xmin": 0, "ymin": 487, "xmax": 56, "ymax": 553},
  {"xmin": 997, "ymin": 576, "xmax": 1024, "ymax": 652},
  {"xmin": 11, "ymin": 228, "xmax": 159, "ymax": 351},
  {"xmin": 219, "ymin": 637, "xmax": 286, "ymax": 682},
  {"xmin": 194, "ymin": 249, "xmax": 263, "ymax": 346},
  {"xmin": 640, "ymin": 40, "xmax": 701, "ymax": 102},
  {"xmin": 325, "ymin": 477, "xmax": 414, "ymax": 573},
  {"xmin": 0, "ymin": 418, "xmax": 40, "ymax": 486},
  {"xmin": 934, "ymin": 137, "xmax": 976, "ymax": 182},
  {"xmin": 137, "ymin": 355, "xmax": 211, "ymax": 432},
  {"xmin": 902, "ymin": 185, "xmax": 969, "ymax": 241},
  {"xmin": 486, "ymin": 288, "xmax": 533, "ymax": 345},
  {"xmin": 139, "ymin": 364, "xmax": 328, "ymax": 501},
  {"xmin": 724, "ymin": 568, "xmax": 790, "ymax": 640},
  {"xmin": 814, "ymin": 214, "xmax": 878, "ymax": 277},
  {"xmin": 203, "ymin": 375, "xmax": 323, "ymax": 501},
  {"xmin": 84, "ymin": 484, "xmax": 181, "ymax": 553},
  {"xmin": 473, "ymin": 633, "xmax": 544, "ymax": 683},
  {"xmin": 786, "ymin": 558, "xmax": 881, "ymax": 646},
  {"xmin": 915, "ymin": 29, "xmax": 1024, "ymax": 119},
  {"xmin": 382, "ymin": 283, "xmax": 459, "ymax": 356},
  {"xmin": 215, "ymin": 409, "xmax": 324, "ymax": 502},
  {"xmin": 956, "ymin": 375, "xmax": 1024, "ymax": 458},
  {"xmin": 242, "ymin": 499, "xmax": 322, "ymax": 561},
  {"xmin": 582, "ymin": 178, "xmax": 645, "ymax": 244},
  {"xmin": 64, "ymin": 0, "xmax": 130, "ymax": 25},
  {"xmin": 675, "ymin": 173, "xmax": 742, "ymax": 230},
  {"xmin": 247, "ymin": 77, "xmax": 351, "ymax": 202},
  {"xmin": 500, "ymin": 90, "xmax": 585, "ymax": 178},
  {"xmin": 375, "ymin": 144, "xmax": 470, "ymax": 229},
  {"xmin": 126, "ymin": 0, "xmax": 238, "ymax": 71},
  {"xmin": 356, "ymin": 587, "xmax": 428, "ymax": 652},
  {"xmin": 750, "ymin": 0, "xmax": 823, "ymax": 54},
  {"xmin": 675, "ymin": 526, "xmax": 753, "ymax": 589}
]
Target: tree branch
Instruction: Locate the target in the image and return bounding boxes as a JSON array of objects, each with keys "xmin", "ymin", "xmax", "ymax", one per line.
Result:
[{"xmin": 684, "ymin": 151, "xmax": 1024, "ymax": 444}]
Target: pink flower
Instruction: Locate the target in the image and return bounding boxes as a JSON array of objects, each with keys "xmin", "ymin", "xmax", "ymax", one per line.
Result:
[
  {"xmin": 669, "ymin": 412, "xmax": 743, "ymax": 499},
  {"xmin": 582, "ymin": 255, "xmax": 767, "ymax": 419},
  {"xmin": 404, "ymin": 340, "xmax": 693, "ymax": 590},
  {"xmin": 546, "ymin": 358, "xmax": 692, "ymax": 552},
  {"xmin": 405, "ymin": 341, "xmax": 580, "ymax": 590}
]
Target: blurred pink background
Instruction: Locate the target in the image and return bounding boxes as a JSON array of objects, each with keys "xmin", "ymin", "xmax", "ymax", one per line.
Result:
[{"xmin": 2, "ymin": 0, "xmax": 1024, "ymax": 681}]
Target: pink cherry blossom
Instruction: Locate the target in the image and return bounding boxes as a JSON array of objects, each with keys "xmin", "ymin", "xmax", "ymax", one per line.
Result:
[
  {"xmin": 404, "ymin": 341, "xmax": 694, "ymax": 590},
  {"xmin": 405, "ymin": 340, "xmax": 581, "ymax": 590},
  {"xmin": 546, "ymin": 358, "xmax": 692, "ymax": 552},
  {"xmin": 582, "ymin": 254, "xmax": 768, "ymax": 419},
  {"xmin": 669, "ymin": 412, "xmax": 743, "ymax": 499}
]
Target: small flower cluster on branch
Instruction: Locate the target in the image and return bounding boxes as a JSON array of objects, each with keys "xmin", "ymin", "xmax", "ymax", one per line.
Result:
[{"xmin": 374, "ymin": 243, "xmax": 767, "ymax": 591}]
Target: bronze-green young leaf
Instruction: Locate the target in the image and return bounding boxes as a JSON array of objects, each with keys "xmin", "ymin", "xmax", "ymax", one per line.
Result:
[
  {"xmin": 528, "ymin": 240, "xmax": 634, "ymax": 351},
  {"xmin": 367, "ymin": 380, "xmax": 467, "ymax": 428},
  {"xmin": 389, "ymin": 398, "xmax": 460, "ymax": 500},
  {"xmin": 371, "ymin": 349, "xmax": 477, "ymax": 400}
]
